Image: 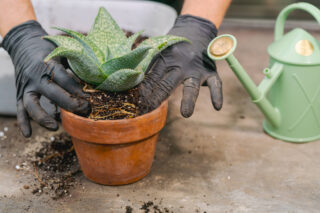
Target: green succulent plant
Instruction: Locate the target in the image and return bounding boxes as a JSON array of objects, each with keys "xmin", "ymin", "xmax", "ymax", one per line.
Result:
[{"xmin": 44, "ymin": 7, "xmax": 189, "ymax": 92}]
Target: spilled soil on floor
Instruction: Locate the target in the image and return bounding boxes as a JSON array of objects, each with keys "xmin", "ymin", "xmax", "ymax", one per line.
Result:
[{"xmin": 29, "ymin": 133, "xmax": 80, "ymax": 200}]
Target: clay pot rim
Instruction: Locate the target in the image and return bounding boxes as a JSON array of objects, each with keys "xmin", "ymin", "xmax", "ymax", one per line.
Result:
[{"xmin": 60, "ymin": 100, "xmax": 168, "ymax": 124}]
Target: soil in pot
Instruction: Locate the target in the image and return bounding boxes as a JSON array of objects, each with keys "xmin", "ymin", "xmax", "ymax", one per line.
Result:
[{"xmin": 84, "ymin": 86, "xmax": 151, "ymax": 120}]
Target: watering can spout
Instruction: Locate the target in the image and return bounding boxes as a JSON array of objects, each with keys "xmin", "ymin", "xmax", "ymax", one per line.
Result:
[{"xmin": 207, "ymin": 35, "xmax": 282, "ymax": 128}]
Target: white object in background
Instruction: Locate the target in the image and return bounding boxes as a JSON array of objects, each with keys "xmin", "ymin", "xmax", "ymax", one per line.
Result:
[{"xmin": 0, "ymin": 0, "xmax": 177, "ymax": 115}]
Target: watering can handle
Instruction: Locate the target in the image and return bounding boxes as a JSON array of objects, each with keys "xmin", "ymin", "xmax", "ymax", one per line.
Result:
[{"xmin": 274, "ymin": 2, "xmax": 320, "ymax": 41}]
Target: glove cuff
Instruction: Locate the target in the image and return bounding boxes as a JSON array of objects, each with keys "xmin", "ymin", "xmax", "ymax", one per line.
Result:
[
  {"xmin": 2, "ymin": 20, "xmax": 47, "ymax": 55},
  {"xmin": 174, "ymin": 14, "xmax": 218, "ymax": 38}
]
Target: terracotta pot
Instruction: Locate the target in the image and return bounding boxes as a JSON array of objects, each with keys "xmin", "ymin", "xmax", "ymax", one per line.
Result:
[{"xmin": 60, "ymin": 101, "xmax": 168, "ymax": 185}]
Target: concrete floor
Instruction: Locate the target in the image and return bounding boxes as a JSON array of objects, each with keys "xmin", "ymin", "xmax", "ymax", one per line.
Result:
[{"xmin": 1, "ymin": 27, "xmax": 320, "ymax": 213}]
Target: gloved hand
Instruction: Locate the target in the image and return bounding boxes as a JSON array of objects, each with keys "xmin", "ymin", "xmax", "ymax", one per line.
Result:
[
  {"xmin": 140, "ymin": 15, "xmax": 223, "ymax": 117},
  {"xmin": 1, "ymin": 20, "xmax": 89, "ymax": 137}
]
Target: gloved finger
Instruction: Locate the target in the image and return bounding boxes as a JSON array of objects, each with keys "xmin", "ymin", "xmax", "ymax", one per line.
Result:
[
  {"xmin": 23, "ymin": 92, "xmax": 59, "ymax": 131},
  {"xmin": 39, "ymin": 96, "xmax": 60, "ymax": 120},
  {"xmin": 141, "ymin": 55, "xmax": 168, "ymax": 97},
  {"xmin": 50, "ymin": 63, "xmax": 87, "ymax": 98},
  {"xmin": 38, "ymin": 77, "xmax": 90, "ymax": 115},
  {"xmin": 17, "ymin": 100, "xmax": 32, "ymax": 138},
  {"xmin": 207, "ymin": 74, "xmax": 223, "ymax": 110},
  {"xmin": 144, "ymin": 54, "xmax": 161, "ymax": 75},
  {"xmin": 181, "ymin": 77, "xmax": 201, "ymax": 118},
  {"xmin": 149, "ymin": 68, "xmax": 183, "ymax": 108}
]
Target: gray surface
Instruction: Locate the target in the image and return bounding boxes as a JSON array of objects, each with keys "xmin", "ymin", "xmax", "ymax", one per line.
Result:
[
  {"xmin": 0, "ymin": 75, "xmax": 16, "ymax": 115},
  {"xmin": 1, "ymin": 27, "xmax": 320, "ymax": 212}
]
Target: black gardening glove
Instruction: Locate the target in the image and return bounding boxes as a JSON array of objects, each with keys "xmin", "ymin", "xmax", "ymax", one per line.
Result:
[
  {"xmin": 140, "ymin": 15, "xmax": 223, "ymax": 117},
  {"xmin": 1, "ymin": 20, "xmax": 89, "ymax": 137}
]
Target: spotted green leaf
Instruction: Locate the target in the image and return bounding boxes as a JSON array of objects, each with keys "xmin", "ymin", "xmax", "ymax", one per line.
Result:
[
  {"xmin": 101, "ymin": 46, "xmax": 151, "ymax": 76},
  {"xmin": 96, "ymin": 69, "xmax": 144, "ymax": 92},
  {"xmin": 104, "ymin": 46, "xmax": 112, "ymax": 62}
]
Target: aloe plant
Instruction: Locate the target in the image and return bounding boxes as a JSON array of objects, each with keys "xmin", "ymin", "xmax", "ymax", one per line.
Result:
[{"xmin": 44, "ymin": 7, "xmax": 189, "ymax": 92}]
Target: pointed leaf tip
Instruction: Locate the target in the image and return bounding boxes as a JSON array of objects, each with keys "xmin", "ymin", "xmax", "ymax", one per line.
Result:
[
  {"xmin": 88, "ymin": 7, "xmax": 128, "ymax": 57},
  {"xmin": 43, "ymin": 35, "xmax": 82, "ymax": 51},
  {"xmin": 135, "ymin": 35, "xmax": 190, "ymax": 73}
]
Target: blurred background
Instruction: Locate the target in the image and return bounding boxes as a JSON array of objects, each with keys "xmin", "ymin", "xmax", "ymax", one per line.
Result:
[
  {"xmin": 153, "ymin": 0, "xmax": 320, "ymax": 19},
  {"xmin": 227, "ymin": 0, "xmax": 320, "ymax": 19}
]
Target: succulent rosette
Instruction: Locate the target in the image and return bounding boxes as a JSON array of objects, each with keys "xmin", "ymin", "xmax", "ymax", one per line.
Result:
[{"xmin": 44, "ymin": 7, "xmax": 189, "ymax": 92}]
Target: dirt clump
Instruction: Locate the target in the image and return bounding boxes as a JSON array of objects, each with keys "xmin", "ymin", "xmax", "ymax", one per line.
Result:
[
  {"xmin": 140, "ymin": 201, "xmax": 171, "ymax": 213},
  {"xmin": 30, "ymin": 133, "xmax": 80, "ymax": 200},
  {"xmin": 125, "ymin": 206, "xmax": 133, "ymax": 213}
]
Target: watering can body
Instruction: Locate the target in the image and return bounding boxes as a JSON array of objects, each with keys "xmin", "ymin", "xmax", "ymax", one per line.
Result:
[
  {"xmin": 208, "ymin": 3, "xmax": 320, "ymax": 143},
  {"xmin": 264, "ymin": 59, "xmax": 320, "ymax": 142}
]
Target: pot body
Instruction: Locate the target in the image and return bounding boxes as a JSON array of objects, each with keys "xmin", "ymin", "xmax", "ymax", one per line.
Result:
[
  {"xmin": 263, "ymin": 59, "xmax": 320, "ymax": 142},
  {"xmin": 61, "ymin": 101, "xmax": 168, "ymax": 185}
]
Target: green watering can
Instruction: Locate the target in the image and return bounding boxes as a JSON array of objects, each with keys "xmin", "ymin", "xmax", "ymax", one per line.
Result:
[{"xmin": 207, "ymin": 2, "xmax": 320, "ymax": 143}]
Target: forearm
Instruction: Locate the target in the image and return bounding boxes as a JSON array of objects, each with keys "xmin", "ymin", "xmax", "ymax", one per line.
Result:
[
  {"xmin": 0, "ymin": 0, "xmax": 36, "ymax": 37},
  {"xmin": 181, "ymin": 0, "xmax": 231, "ymax": 28}
]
